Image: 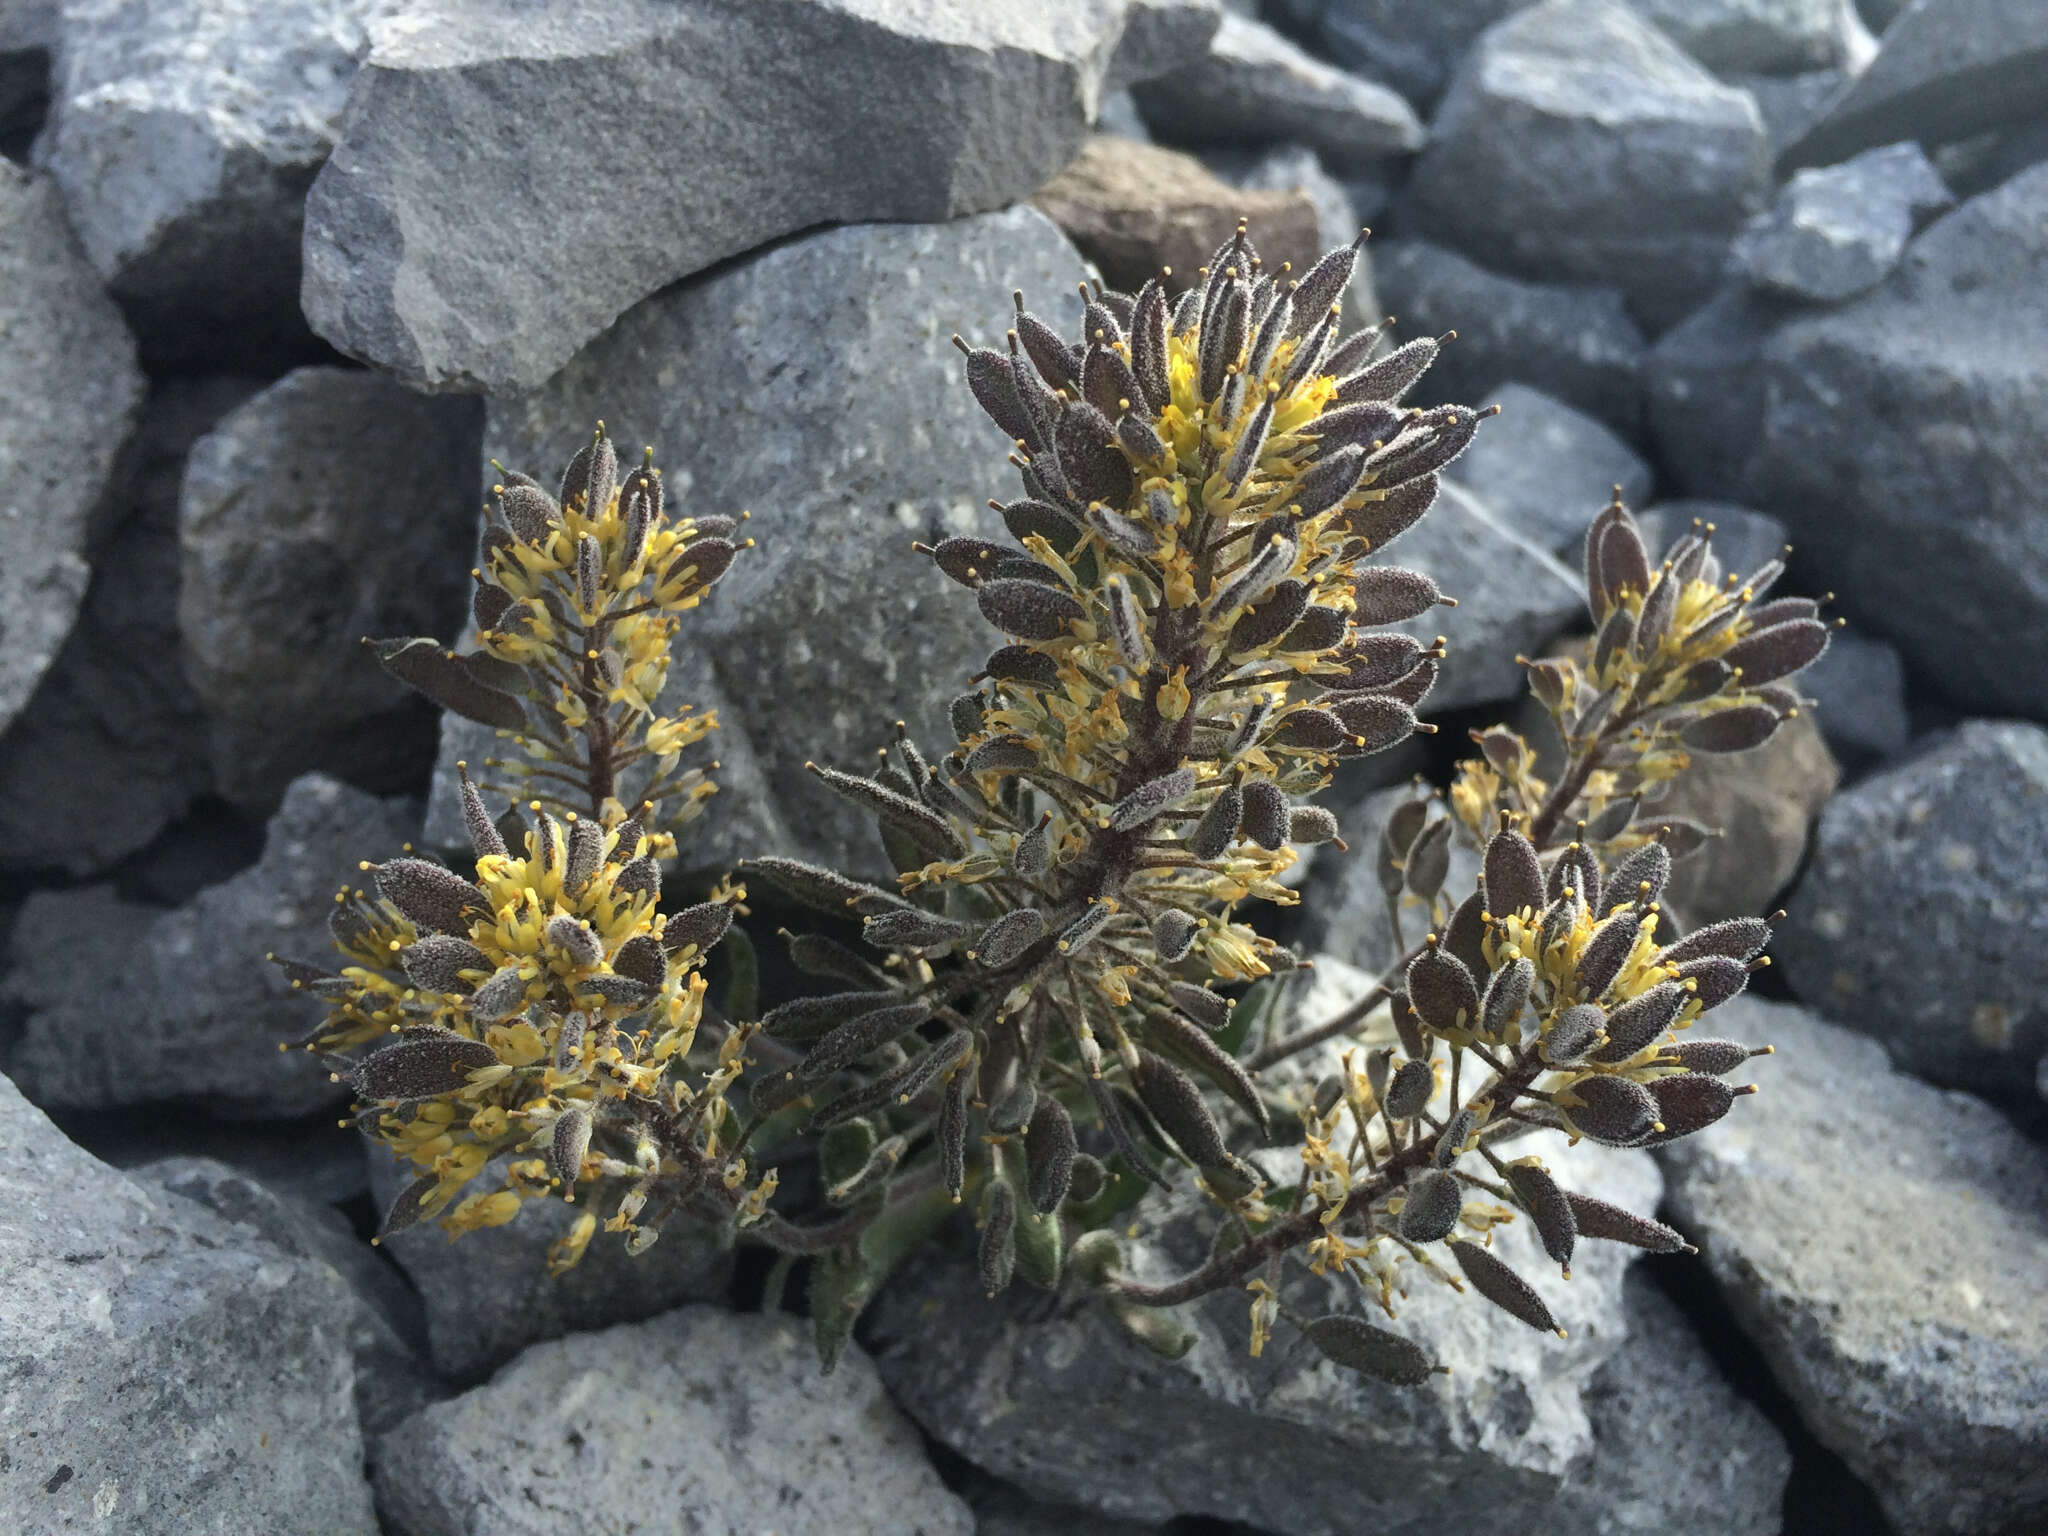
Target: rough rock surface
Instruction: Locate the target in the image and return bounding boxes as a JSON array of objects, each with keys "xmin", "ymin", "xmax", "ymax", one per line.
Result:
[
  {"xmin": 1448, "ymin": 383, "xmax": 1652, "ymax": 553},
  {"xmin": 1131, "ymin": 12, "xmax": 1424, "ymax": 168},
  {"xmin": 1775, "ymin": 720, "xmax": 2048, "ymax": 1102},
  {"xmin": 1628, "ymin": 0, "xmax": 1864, "ymax": 74},
  {"xmin": 302, "ymin": 0, "xmax": 1167, "ymax": 394},
  {"xmin": 3, "ymin": 773, "xmax": 419, "ymax": 1118},
  {"xmin": 1749, "ymin": 163, "xmax": 2048, "ymax": 717},
  {"xmin": 0, "ymin": 160, "xmax": 145, "ymax": 737},
  {"xmin": 1786, "ymin": 0, "xmax": 2048, "ymax": 168},
  {"xmin": 1733, "ymin": 140, "xmax": 1952, "ymax": 302},
  {"xmin": 0, "ymin": 378, "xmax": 253, "ymax": 876},
  {"xmin": 1735, "ymin": 67, "xmax": 1854, "ymax": 153},
  {"xmin": 0, "ymin": 1073, "xmax": 377, "ymax": 1534},
  {"xmin": 1201, "ymin": 142, "xmax": 1385, "ymax": 332},
  {"xmin": 1800, "ymin": 626, "xmax": 1911, "ymax": 766},
  {"xmin": 1658, "ymin": 995, "xmax": 2048, "ymax": 1536},
  {"xmin": 428, "ymin": 208, "xmax": 1095, "ymax": 879},
  {"xmin": 138, "ymin": 1156, "xmax": 435, "ymax": 1435},
  {"xmin": 1294, "ymin": 784, "xmax": 1481, "ymax": 976},
  {"xmin": 1033, "ymin": 134, "xmax": 1323, "ymax": 296},
  {"xmin": 1373, "ymin": 238, "xmax": 1648, "ymax": 433},
  {"xmin": 375, "ymin": 1309, "xmax": 972, "ymax": 1536},
  {"xmin": 37, "ymin": 0, "xmax": 399, "ymax": 368},
  {"xmin": 1632, "ymin": 500, "xmax": 1790, "ymax": 583},
  {"xmin": 0, "ymin": 1, "xmax": 53, "ymax": 152},
  {"xmin": 1314, "ymin": 0, "xmax": 1532, "ymax": 111},
  {"xmin": 870, "ymin": 1145, "xmax": 1784, "ymax": 1535},
  {"xmin": 1407, "ymin": 0, "xmax": 1772, "ymax": 332},
  {"xmin": 179, "ymin": 367, "xmax": 481, "ymax": 813},
  {"xmin": 1106, "ymin": 0, "xmax": 1223, "ymax": 90},
  {"xmin": 1642, "ymin": 283, "xmax": 1790, "ymax": 503},
  {"xmin": 366, "ymin": 1145, "xmax": 733, "ymax": 1384}
]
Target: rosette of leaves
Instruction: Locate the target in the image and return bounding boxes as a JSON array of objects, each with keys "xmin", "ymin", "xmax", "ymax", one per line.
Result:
[
  {"xmin": 741, "ymin": 225, "xmax": 1488, "ymax": 1363},
  {"xmin": 274, "ymin": 428, "xmax": 777, "ymax": 1270}
]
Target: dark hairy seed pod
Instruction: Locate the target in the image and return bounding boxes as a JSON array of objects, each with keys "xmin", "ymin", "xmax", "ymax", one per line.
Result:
[
  {"xmin": 1601, "ymin": 840, "xmax": 1672, "ymax": 917},
  {"xmin": 575, "ymin": 532, "xmax": 601, "ymax": 611},
  {"xmin": 979, "ymin": 1178, "xmax": 1018, "ymax": 1295},
  {"xmin": 1543, "ymin": 1002, "xmax": 1607, "ymax": 1067},
  {"xmin": 1383, "ymin": 1057, "xmax": 1434, "ymax": 1120},
  {"xmin": 1000, "ymin": 498, "xmax": 1084, "ymax": 551},
  {"xmin": 1449, "ymin": 1239, "xmax": 1559, "ymax": 1334},
  {"xmin": 1341, "ymin": 335, "xmax": 1438, "ymax": 404},
  {"xmin": 660, "ymin": 901, "xmax": 733, "ymax": 960},
  {"xmin": 1325, "ymin": 632, "xmax": 1424, "ymax": 691},
  {"xmin": 1683, "ymin": 705, "xmax": 1783, "ymax": 754},
  {"xmin": 1146, "ymin": 1008, "xmax": 1267, "ymax": 1136},
  {"xmin": 1364, "ymin": 406, "xmax": 1482, "ymax": 487},
  {"xmin": 550, "ymin": 1105, "xmax": 592, "ymax": 1186},
  {"xmin": 1590, "ymin": 504, "xmax": 1652, "ymax": 613},
  {"xmin": 496, "ymin": 482, "xmax": 559, "ymax": 543},
  {"xmin": 1632, "ymin": 570, "xmax": 1679, "ymax": 658},
  {"xmin": 1660, "ymin": 916, "xmax": 1772, "ymax": 966},
  {"xmin": 1287, "ymin": 239, "xmax": 1360, "ymax": 334},
  {"xmin": 1280, "ymin": 300, "xmax": 1341, "ymax": 393},
  {"xmin": 1676, "ymin": 954, "xmax": 1750, "ymax": 1010},
  {"xmin": 863, "ymin": 909, "xmax": 974, "ymax": 950},
  {"xmin": 1592, "ymin": 980, "xmax": 1686, "ymax": 1063},
  {"xmin": 929, "ymin": 536, "xmax": 1005, "ymax": 587},
  {"xmin": 1592, "ymin": 602, "xmax": 1636, "ymax": 678},
  {"xmin": 1191, "ymin": 780, "xmax": 1244, "ymax": 860},
  {"xmin": 1212, "ymin": 526, "xmax": 1298, "ymax": 616},
  {"xmin": 1087, "ymin": 1073, "xmax": 1168, "ymax": 1188},
  {"xmin": 1435, "ymin": 1105, "xmax": 1481, "ymax": 1167},
  {"xmin": 1130, "ymin": 280, "xmax": 1171, "ymax": 409},
  {"xmin": 355, "ymin": 1032, "xmax": 501, "ymax": 1101},
  {"xmin": 377, "ymin": 1173, "xmax": 443, "ymax": 1239},
  {"xmin": 1306, "ymin": 1315, "xmax": 1438, "ymax": 1386},
  {"xmin": 808, "ymin": 1031, "xmax": 973, "ymax": 1130},
  {"xmin": 961, "ymin": 734, "xmax": 1040, "ymax": 775},
  {"xmin": 1328, "ymin": 694, "xmax": 1417, "ymax": 754},
  {"xmin": 1013, "ymin": 310, "xmax": 1076, "ymax": 388},
  {"xmin": 984, "ymin": 644, "xmax": 1061, "ymax": 690},
  {"xmin": 1131, "ymin": 1050, "xmax": 1233, "ymax": 1167},
  {"xmin": 1723, "ymin": 617, "xmax": 1829, "ymax": 685},
  {"xmin": 545, "ymin": 915, "xmax": 605, "ymax": 969},
  {"xmin": 610, "ymin": 855, "xmax": 661, "ymax": 901},
  {"xmin": 1313, "ymin": 1073, "xmax": 1346, "ymax": 1118},
  {"xmin": 1481, "ymin": 956, "xmax": 1534, "ymax": 1039},
  {"xmin": 1222, "ymin": 394, "xmax": 1275, "ymax": 491},
  {"xmin": 1641, "ymin": 817, "xmax": 1716, "ymax": 859},
  {"xmin": 1243, "ymin": 780, "xmax": 1289, "ymax": 850},
  {"xmin": 1058, "ymin": 901, "xmax": 1116, "ymax": 956},
  {"xmin": 977, "ymin": 578, "xmax": 1084, "ymax": 641},
  {"xmin": 762, "ymin": 990, "xmax": 890, "ymax": 1043},
  {"xmin": 1082, "ymin": 341, "xmax": 1141, "ymax": 420},
  {"xmin": 374, "ymin": 857, "xmax": 488, "ymax": 936},
  {"xmin": 1646, "ymin": 1072, "xmax": 1737, "ymax": 1142},
  {"xmin": 1013, "ymin": 814, "xmax": 1055, "ymax": 876},
  {"xmin": 784, "ymin": 930, "xmax": 886, "ymax": 987},
  {"xmin": 1575, "ymin": 910, "xmax": 1645, "ymax": 1001},
  {"xmin": 1225, "ymin": 700, "xmax": 1273, "ymax": 760},
  {"xmin": 1378, "ymin": 796, "xmax": 1431, "ymax": 897},
  {"xmin": 988, "ymin": 1080, "xmax": 1038, "ymax": 1134},
  {"xmin": 1548, "ymin": 842, "xmax": 1602, "ymax": 911},
  {"xmin": 580, "ymin": 974, "xmax": 654, "ymax": 1008},
  {"xmin": 1311, "ymin": 401, "xmax": 1405, "ymax": 460},
  {"xmin": 1567, "ymin": 1074, "xmax": 1660, "ymax": 1146},
  {"xmin": 1273, "ymin": 707, "xmax": 1348, "ymax": 751},
  {"xmin": 1055, "ymin": 401, "xmax": 1134, "ymax": 506},
  {"xmin": 1283, "ymin": 605, "xmax": 1350, "ymax": 655},
  {"xmin": 610, "ymin": 934, "xmax": 667, "ymax": 990},
  {"xmin": 1352, "ymin": 566, "xmax": 1445, "ymax": 626},
  {"xmin": 1105, "ymin": 575, "xmax": 1147, "ymax": 670},
  {"xmin": 1230, "ymin": 579, "xmax": 1311, "ymax": 652},
  {"xmin": 553, "ymin": 1011, "xmax": 588, "ymax": 1073},
  {"xmin": 941, "ymin": 1062, "xmax": 972, "ymax": 1201},
  {"xmin": 398, "ymin": 935, "xmax": 489, "ymax": 995},
  {"xmin": 1153, "ymin": 908, "xmax": 1199, "ymax": 962},
  {"xmin": 468, "ymin": 965, "xmax": 529, "ymax": 1020},
  {"xmin": 1403, "ymin": 815, "xmax": 1453, "ymax": 902},
  {"xmin": 799, "ymin": 1000, "xmax": 934, "ymax": 1081},
  {"xmin": 976, "ymin": 908, "xmax": 1047, "ymax": 969},
  {"xmin": 1407, "ymin": 944, "xmax": 1480, "ymax": 1037},
  {"xmin": 1200, "ymin": 280, "xmax": 1249, "ymax": 400},
  {"xmin": 1342, "ymin": 474, "xmax": 1437, "ymax": 555},
  {"xmin": 1671, "ymin": 657, "xmax": 1731, "ymax": 704},
  {"xmin": 1567, "ymin": 1192, "xmax": 1689, "ymax": 1252},
  {"xmin": 1026, "ymin": 1097, "xmax": 1078, "ymax": 1213},
  {"xmin": 1090, "ymin": 500, "xmax": 1159, "ymax": 556},
  {"xmin": 1441, "ymin": 890, "xmax": 1489, "ymax": 978},
  {"xmin": 1289, "ymin": 445, "xmax": 1366, "ymax": 519},
  {"xmin": 657, "ymin": 536, "xmax": 738, "ymax": 600},
  {"xmin": 1667, "ymin": 1038, "xmax": 1760, "ymax": 1075},
  {"xmin": 369, "ymin": 639, "xmax": 530, "ymax": 732},
  {"xmin": 963, "ymin": 346, "xmax": 1036, "ymax": 442},
  {"xmin": 808, "ymin": 761, "xmax": 966, "ymax": 859},
  {"xmin": 1484, "ymin": 828, "xmax": 1544, "ymax": 919},
  {"xmin": 1506, "ymin": 1163, "xmax": 1577, "ymax": 1275},
  {"xmin": 1289, "ymin": 806, "xmax": 1342, "ymax": 845},
  {"xmin": 1390, "ymin": 993, "xmax": 1426, "ymax": 1059},
  {"xmin": 1168, "ymin": 981, "xmax": 1233, "ymax": 1032},
  {"xmin": 1246, "ymin": 289, "xmax": 1293, "ymax": 380},
  {"xmin": 1109, "ymin": 767, "xmax": 1197, "ymax": 832},
  {"xmin": 1399, "ymin": 1169, "xmax": 1463, "ymax": 1242},
  {"xmin": 457, "ymin": 770, "xmax": 506, "ymax": 861}
]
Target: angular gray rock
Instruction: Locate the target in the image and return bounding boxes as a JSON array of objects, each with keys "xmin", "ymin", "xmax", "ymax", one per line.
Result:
[
  {"xmin": 1381, "ymin": 477, "xmax": 1585, "ymax": 712},
  {"xmin": 1799, "ymin": 625, "xmax": 1910, "ymax": 765},
  {"xmin": 1733, "ymin": 140, "xmax": 1952, "ymax": 302},
  {"xmin": 1106, "ymin": 0, "xmax": 1222, "ymax": 89},
  {"xmin": 1448, "ymin": 383, "xmax": 1652, "ymax": 553},
  {"xmin": 1774, "ymin": 720, "xmax": 2048, "ymax": 1102},
  {"xmin": 375, "ymin": 1308, "xmax": 972, "ymax": 1536},
  {"xmin": 1785, "ymin": 0, "xmax": 2048, "ymax": 168},
  {"xmin": 0, "ymin": 1073, "xmax": 377, "ymax": 1534},
  {"xmin": 1407, "ymin": 0, "xmax": 1772, "ymax": 332},
  {"xmin": 1627, "ymin": 0, "xmax": 1865, "ymax": 74},
  {"xmin": 36, "ymin": 0, "xmax": 399, "ymax": 367},
  {"xmin": 1734, "ymin": 67, "xmax": 1855, "ymax": 152},
  {"xmin": 365, "ymin": 1145, "xmax": 733, "ymax": 1384},
  {"xmin": 0, "ymin": 161, "xmax": 145, "ymax": 736},
  {"xmin": 1294, "ymin": 784, "xmax": 1481, "ymax": 975},
  {"xmin": 428, "ymin": 208, "xmax": 1094, "ymax": 879},
  {"xmin": 138, "ymin": 1156, "xmax": 436, "ymax": 1436},
  {"xmin": 1643, "ymin": 283, "xmax": 1790, "ymax": 503},
  {"xmin": 178, "ymin": 366, "xmax": 481, "ymax": 814},
  {"xmin": 2, "ymin": 772, "xmax": 419, "ymax": 1118},
  {"xmin": 1316, "ymin": 0, "xmax": 1533, "ymax": 111},
  {"xmin": 1131, "ymin": 12, "xmax": 1425, "ymax": 169},
  {"xmin": 1633, "ymin": 499, "xmax": 1790, "ymax": 580},
  {"xmin": 872, "ymin": 1146, "xmax": 1784, "ymax": 1535},
  {"xmin": 1373, "ymin": 238, "xmax": 1648, "ymax": 433},
  {"xmin": 1749, "ymin": 163, "xmax": 2048, "ymax": 716},
  {"xmin": 1201, "ymin": 141, "xmax": 1384, "ymax": 330},
  {"xmin": 303, "ymin": 0, "xmax": 1166, "ymax": 394},
  {"xmin": 0, "ymin": 378, "xmax": 252, "ymax": 877},
  {"xmin": 0, "ymin": 0, "xmax": 52, "ymax": 151},
  {"xmin": 1658, "ymin": 995, "xmax": 2048, "ymax": 1536}
]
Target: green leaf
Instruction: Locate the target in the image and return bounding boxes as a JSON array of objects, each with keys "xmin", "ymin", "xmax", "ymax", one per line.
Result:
[
  {"xmin": 809, "ymin": 1179, "xmax": 955, "ymax": 1374},
  {"xmin": 1060, "ymin": 1156, "xmax": 1152, "ymax": 1229},
  {"xmin": 1214, "ymin": 975, "xmax": 1283, "ymax": 1057},
  {"xmin": 722, "ymin": 923, "xmax": 759, "ymax": 1021}
]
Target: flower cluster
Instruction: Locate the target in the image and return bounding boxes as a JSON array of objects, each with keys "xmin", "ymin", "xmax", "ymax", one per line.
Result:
[{"xmin": 276, "ymin": 428, "xmax": 773, "ymax": 1266}]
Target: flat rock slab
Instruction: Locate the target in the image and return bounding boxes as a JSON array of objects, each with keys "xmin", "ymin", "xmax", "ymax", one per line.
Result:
[
  {"xmin": 1449, "ymin": 382, "xmax": 1652, "ymax": 554},
  {"xmin": 1628, "ymin": 0, "xmax": 1862, "ymax": 74},
  {"xmin": 375, "ymin": 1308, "xmax": 972, "ymax": 1536},
  {"xmin": 1407, "ymin": 0, "xmax": 1771, "ymax": 333},
  {"xmin": 1775, "ymin": 719, "xmax": 2048, "ymax": 1103},
  {"xmin": 0, "ymin": 1073, "xmax": 376, "ymax": 1534},
  {"xmin": 0, "ymin": 161, "xmax": 145, "ymax": 736},
  {"xmin": 1734, "ymin": 140, "xmax": 1953, "ymax": 302},
  {"xmin": 3, "ymin": 772, "xmax": 419, "ymax": 1118},
  {"xmin": 303, "ymin": 0, "xmax": 1177, "ymax": 393},
  {"xmin": 428, "ymin": 208, "xmax": 1094, "ymax": 879},
  {"xmin": 1658, "ymin": 995, "xmax": 2048, "ymax": 1536}
]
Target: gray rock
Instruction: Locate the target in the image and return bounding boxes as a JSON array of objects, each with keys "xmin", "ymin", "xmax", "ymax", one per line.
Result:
[
  {"xmin": 1931, "ymin": 109, "xmax": 2048, "ymax": 198},
  {"xmin": 1094, "ymin": 85, "xmax": 1153, "ymax": 140},
  {"xmin": 365, "ymin": 1144, "xmax": 733, "ymax": 1384},
  {"xmin": 1382, "ymin": 477, "xmax": 1586, "ymax": 712},
  {"xmin": 1106, "ymin": 0, "xmax": 1223, "ymax": 89},
  {"xmin": 1626, "ymin": 0, "xmax": 1860, "ymax": 74},
  {"xmin": 3, "ymin": 772, "xmax": 419, "ymax": 1118},
  {"xmin": 871, "ymin": 1146, "xmax": 1756, "ymax": 1535},
  {"xmin": 1785, "ymin": 0, "xmax": 2048, "ymax": 168},
  {"xmin": 1658, "ymin": 995, "xmax": 2048, "ymax": 1536},
  {"xmin": 0, "ymin": 1073, "xmax": 377, "ymax": 1534},
  {"xmin": 970, "ymin": 1484, "xmax": 1165, "ymax": 1536},
  {"xmin": 302, "ymin": 0, "xmax": 1158, "ymax": 394},
  {"xmin": 1131, "ymin": 13, "xmax": 1425, "ymax": 170},
  {"xmin": 1643, "ymin": 282, "xmax": 1790, "ymax": 503},
  {"xmin": 1316, "ymin": 0, "xmax": 1534, "ymax": 111},
  {"xmin": 137, "ymin": 1156, "xmax": 435, "ymax": 1436},
  {"xmin": 1749, "ymin": 163, "xmax": 2048, "ymax": 717},
  {"xmin": 1774, "ymin": 720, "xmax": 2048, "ymax": 1103},
  {"xmin": 1733, "ymin": 140, "xmax": 1952, "ymax": 302},
  {"xmin": 1200, "ymin": 141, "xmax": 1384, "ymax": 330},
  {"xmin": 178, "ymin": 367, "xmax": 481, "ymax": 814},
  {"xmin": 0, "ymin": 379, "xmax": 252, "ymax": 877},
  {"xmin": 67, "ymin": 1109, "xmax": 372, "ymax": 1208},
  {"xmin": 1633, "ymin": 499, "xmax": 1790, "ymax": 582},
  {"xmin": 36, "ymin": 0, "xmax": 398, "ymax": 368},
  {"xmin": 1373, "ymin": 238, "xmax": 1648, "ymax": 433},
  {"xmin": 428, "ymin": 208, "xmax": 1094, "ymax": 880},
  {"xmin": 1295, "ymin": 783, "xmax": 1480, "ymax": 975},
  {"xmin": 1856, "ymin": 0, "xmax": 1911, "ymax": 27},
  {"xmin": 0, "ymin": 161, "xmax": 145, "ymax": 737},
  {"xmin": 0, "ymin": 1, "xmax": 52, "ymax": 152},
  {"xmin": 1800, "ymin": 626, "xmax": 1911, "ymax": 765},
  {"xmin": 1407, "ymin": 0, "xmax": 1772, "ymax": 333},
  {"xmin": 1449, "ymin": 383, "xmax": 1652, "ymax": 553},
  {"xmin": 375, "ymin": 1308, "xmax": 972, "ymax": 1536},
  {"xmin": 1734, "ymin": 67, "xmax": 1854, "ymax": 152}
]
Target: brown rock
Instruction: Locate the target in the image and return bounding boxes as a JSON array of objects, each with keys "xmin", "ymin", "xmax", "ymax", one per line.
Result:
[{"xmin": 1032, "ymin": 135, "xmax": 1321, "ymax": 295}]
